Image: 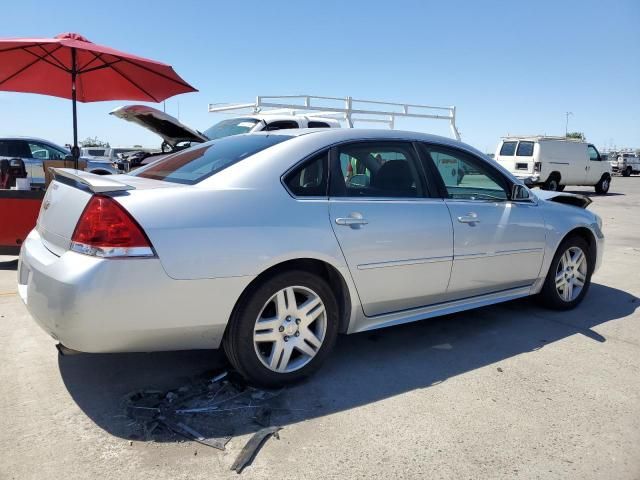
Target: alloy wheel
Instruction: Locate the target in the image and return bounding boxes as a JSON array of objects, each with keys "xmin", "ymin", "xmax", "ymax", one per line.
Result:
[
  {"xmin": 555, "ymin": 246, "xmax": 588, "ymax": 302},
  {"xmin": 253, "ymin": 286, "xmax": 327, "ymax": 373}
]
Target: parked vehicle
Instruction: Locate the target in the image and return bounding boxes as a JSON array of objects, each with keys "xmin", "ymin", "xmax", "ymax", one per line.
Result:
[
  {"xmin": 109, "ymin": 104, "xmax": 341, "ymax": 172},
  {"xmin": 18, "ymin": 129, "xmax": 604, "ymax": 386},
  {"xmin": 0, "ymin": 137, "xmax": 116, "ymax": 188},
  {"xmin": 80, "ymin": 147, "xmax": 141, "ymax": 162},
  {"xmin": 610, "ymin": 152, "xmax": 640, "ymax": 177},
  {"xmin": 495, "ymin": 136, "xmax": 612, "ymax": 194}
]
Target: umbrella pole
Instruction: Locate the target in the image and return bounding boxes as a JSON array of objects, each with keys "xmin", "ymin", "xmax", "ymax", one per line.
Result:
[{"xmin": 71, "ymin": 47, "xmax": 79, "ymax": 170}]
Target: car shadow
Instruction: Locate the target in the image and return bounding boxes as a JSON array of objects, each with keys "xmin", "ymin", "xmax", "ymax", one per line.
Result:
[{"xmin": 58, "ymin": 283, "xmax": 638, "ymax": 441}]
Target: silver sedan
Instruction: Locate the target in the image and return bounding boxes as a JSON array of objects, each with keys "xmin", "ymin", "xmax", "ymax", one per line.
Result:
[{"xmin": 18, "ymin": 129, "xmax": 604, "ymax": 386}]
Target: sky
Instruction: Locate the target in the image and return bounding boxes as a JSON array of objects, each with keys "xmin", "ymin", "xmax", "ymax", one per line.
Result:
[{"xmin": 0, "ymin": 0, "xmax": 638, "ymax": 153}]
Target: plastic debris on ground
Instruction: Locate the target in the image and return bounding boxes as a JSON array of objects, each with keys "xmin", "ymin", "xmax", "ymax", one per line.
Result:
[{"xmin": 122, "ymin": 370, "xmax": 287, "ymax": 453}]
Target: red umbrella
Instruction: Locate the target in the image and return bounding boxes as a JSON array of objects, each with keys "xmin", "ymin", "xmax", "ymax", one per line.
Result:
[{"xmin": 0, "ymin": 32, "xmax": 197, "ymax": 167}]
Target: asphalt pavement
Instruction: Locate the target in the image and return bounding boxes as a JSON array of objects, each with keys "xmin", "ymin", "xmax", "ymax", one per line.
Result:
[{"xmin": 1, "ymin": 178, "xmax": 639, "ymax": 479}]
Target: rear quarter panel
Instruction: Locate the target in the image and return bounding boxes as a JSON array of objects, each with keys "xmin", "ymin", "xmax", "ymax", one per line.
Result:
[{"xmin": 117, "ymin": 186, "xmax": 347, "ymax": 280}]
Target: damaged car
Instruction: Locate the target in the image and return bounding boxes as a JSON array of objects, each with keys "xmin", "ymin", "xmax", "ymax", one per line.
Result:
[
  {"xmin": 109, "ymin": 104, "xmax": 340, "ymax": 172},
  {"xmin": 18, "ymin": 129, "xmax": 604, "ymax": 386}
]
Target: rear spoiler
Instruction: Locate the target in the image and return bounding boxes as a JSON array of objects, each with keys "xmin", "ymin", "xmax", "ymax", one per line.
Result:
[{"xmin": 53, "ymin": 168, "xmax": 134, "ymax": 193}]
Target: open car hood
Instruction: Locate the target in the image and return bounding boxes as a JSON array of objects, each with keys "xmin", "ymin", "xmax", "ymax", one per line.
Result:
[
  {"xmin": 110, "ymin": 105, "xmax": 209, "ymax": 147},
  {"xmin": 535, "ymin": 190, "xmax": 592, "ymax": 209}
]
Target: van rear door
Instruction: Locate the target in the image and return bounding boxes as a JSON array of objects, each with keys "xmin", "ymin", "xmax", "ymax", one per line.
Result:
[
  {"xmin": 513, "ymin": 140, "xmax": 535, "ymax": 174},
  {"xmin": 495, "ymin": 140, "xmax": 518, "ymax": 172}
]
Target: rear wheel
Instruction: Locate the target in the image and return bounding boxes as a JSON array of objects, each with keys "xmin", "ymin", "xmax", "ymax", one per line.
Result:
[
  {"xmin": 223, "ymin": 270, "xmax": 339, "ymax": 387},
  {"xmin": 542, "ymin": 174, "xmax": 560, "ymax": 191},
  {"xmin": 556, "ymin": 185, "xmax": 566, "ymax": 192},
  {"xmin": 622, "ymin": 167, "xmax": 632, "ymax": 177},
  {"xmin": 594, "ymin": 175, "xmax": 611, "ymax": 194},
  {"xmin": 538, "ymin": 235, "xmax": 592, "ymax": 310}
]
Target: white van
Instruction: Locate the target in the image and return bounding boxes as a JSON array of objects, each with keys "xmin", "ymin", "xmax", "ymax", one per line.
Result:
[{"xmin": 495, "ymin": 136, "xmax": 611, "ymax": 194}]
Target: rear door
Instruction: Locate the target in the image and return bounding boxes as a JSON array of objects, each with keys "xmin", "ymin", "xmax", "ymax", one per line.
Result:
[
  {"xmin": 422, "ymin": 143, "xmax": 546, "ymax": 298},
  {"xmin": 328, "ymin": 140, "xmax": 453, "ymax": 317}
]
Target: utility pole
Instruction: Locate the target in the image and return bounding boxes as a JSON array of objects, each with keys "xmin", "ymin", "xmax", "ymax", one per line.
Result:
[{"xmin": 565, "ymin": 111, "xmax": 573, "ymax": 137}]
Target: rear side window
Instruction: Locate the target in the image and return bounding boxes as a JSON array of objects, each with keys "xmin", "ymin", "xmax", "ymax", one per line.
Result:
[
  {"xmin": 134, "ymin": 134, "xmax": 291, "ymax": 185},
  {"xmin": 284, "ymin": 151, "xmax": 328, "ymax": 197},
  {"xmin": 516, "ymin": 141, "xmax": 534, "ymax": 156},
  {"xmin": 307, "ymin": 121, "xmax": 330, "ymax": 128},
  {"xmin": 499, "ymin": 141, "xmax": 517, "ymax": 156},
  {"xmin": 264, "ymin": 120, "xmax": 299, "ymax": 131}
]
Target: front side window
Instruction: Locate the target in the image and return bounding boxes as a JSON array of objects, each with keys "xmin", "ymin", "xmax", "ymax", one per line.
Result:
[
  {"xmin": 28, "ymin": 142, "xmax": 65, "ymax": 160},
  {"xmin": 499, "ymin": 141, "xmax": 517, "ymax": 156},
  {"xmin": 203, "ymin": 118, "xmax": 260, "ymax": 140},
  {"xmin": 331, "ymin": 142, "xmax": 424, "ymax": 198},
  {"xmin": 425, "ymin": 145, "xmax": 508, "ymax": 201},
  {"xmin": 284, "ymin": 151, "xmax": 328, "ymax": 197},
  {"xmin": 516, "ymin": 141, "xmax": 534, "ymax": 156},
  {"xmin": 134, "ymin": 134, "xmax": 291, "ymax": 185},
  {"xmin": 587, "ymin": 145, "xmax": 600, "ymax": 161}
]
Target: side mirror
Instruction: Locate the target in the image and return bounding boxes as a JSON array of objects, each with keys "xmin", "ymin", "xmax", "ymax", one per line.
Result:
[
  {"xmin": 511, "ymin": 183, "xmax": 532, "ymax": 201},
  {"xmin": 64, "ymin": 154, "xmax": 74, "ymax": 162}
]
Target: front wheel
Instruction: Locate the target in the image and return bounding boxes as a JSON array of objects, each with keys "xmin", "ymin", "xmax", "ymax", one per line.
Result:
[
  {"xmin": 622, "ymin": 167, "xmax": 632, "ymax": 177},
  {"xmin": 538, "ymin": 235, "xmax": 592, "ymax": 310},
  {"xmin": 223, "ymin": 270, "xmax": 339, "ymax": 387},
  {"xmin": 594, "ymin": 175, "xmax": 611, "ymax": 194}
]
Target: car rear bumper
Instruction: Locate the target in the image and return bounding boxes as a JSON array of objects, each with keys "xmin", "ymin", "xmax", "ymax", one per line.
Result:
[
  {"xmin": 510, "ymin": 172, "xmax": 541, "ymax": 184},
  {"xmin": 18, "ymin": 229, "xmax": 253, "ymax": 353}
]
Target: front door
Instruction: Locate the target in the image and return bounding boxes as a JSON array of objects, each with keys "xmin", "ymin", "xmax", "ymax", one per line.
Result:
[
  {"xmin": 422, "ymin": 143, "xmax": 546, "ymax": 299},
  {"xmin": 328, "ymin": 141, "xmax": 454, "ymax": 317},
  {"xmin": 586, "ymin": 144, "xmax": 606, "ymax": 184}
]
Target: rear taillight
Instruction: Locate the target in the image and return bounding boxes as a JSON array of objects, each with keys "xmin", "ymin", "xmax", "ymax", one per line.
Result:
[
  {"xmin": 71, "ymin": 195, "xmax": 154, "ymax": 258},
  {"xmin": 534, "ymin": 162, "xmax": 542, "ymax": 172}
]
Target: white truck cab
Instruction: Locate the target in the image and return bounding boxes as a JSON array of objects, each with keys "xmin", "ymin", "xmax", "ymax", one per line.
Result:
[{"xmin": 495, "ymin": 136, "xmax": 612, "ymax": 194}]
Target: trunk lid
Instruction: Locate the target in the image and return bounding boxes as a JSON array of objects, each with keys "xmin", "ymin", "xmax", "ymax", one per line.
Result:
[
  {"xmin": 36, "ymin": 169, "xmax": 174, "ymax": 256},
  {"xmin": 110, "ymin": 105, "xmax": 208, "ymax": 147}
]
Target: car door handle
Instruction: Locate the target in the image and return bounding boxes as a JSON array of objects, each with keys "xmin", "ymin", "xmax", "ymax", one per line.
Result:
[
  {"xmin": 335, "ymin": 216, "xmax": 368, "ymax": 227},
  {"xmin": 457, "ymin": 212, "xmax": 480, "ymax": 224}
]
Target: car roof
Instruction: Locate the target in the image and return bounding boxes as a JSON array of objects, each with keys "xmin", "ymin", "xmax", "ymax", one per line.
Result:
[
  {"xmin": 0, "ymin": 136, "xmax": 69, "ymax": 150},
  {"xmin": 248, "ymin": 128, "xmax": 474, "ymax": 150}
]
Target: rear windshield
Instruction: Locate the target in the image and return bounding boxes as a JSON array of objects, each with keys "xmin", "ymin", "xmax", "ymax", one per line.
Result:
[
  {"xmin": 516, "ymin": 141, "xmax": 534, "ymax": 156},
  {"xmin": 499, "ymin": 141, "xmax": 517, "ymax": 156},
  {"xmin": 203, "ymin": 118, "xmax": 261, "ymax": 140},
  {"xmin": 133, "ymin": 134, "xmax": 291, "ymax": 185}
]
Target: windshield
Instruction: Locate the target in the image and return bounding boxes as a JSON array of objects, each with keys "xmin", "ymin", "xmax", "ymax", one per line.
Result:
[
  {"xmin": 133, "ymin": 134, "xmax": 291, "ymax": 185},
  {"xmin": 203, "ymin": 118, "xmax": 260, "ymax": 140}
]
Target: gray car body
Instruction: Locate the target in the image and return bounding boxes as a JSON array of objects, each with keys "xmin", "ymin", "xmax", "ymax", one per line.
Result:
[
  {"xmin": 0, "ymin": 136, "xmax": 117, "ymax": 187},
  {"xmin": 18, "ymin": 129, "xmax": 604, "ymax": 353}
]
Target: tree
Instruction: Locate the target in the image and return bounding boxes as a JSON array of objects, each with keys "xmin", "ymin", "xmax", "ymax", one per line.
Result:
[
  {"xmin": 566, "ymin": 132, "xmax": 586, "ymax": 140},
  {"xmin": 79, "ymin": 136, "xmax": 110, "ymax": 148}
]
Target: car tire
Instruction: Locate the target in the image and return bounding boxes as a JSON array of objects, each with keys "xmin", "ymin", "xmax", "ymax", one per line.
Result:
[
  {"xmin": 594, "ymin": 175, "xmax": 611, "ymax": 194},
  {"xmin": 538, "ymin": 235, "xmax": 592, "ymax": 310},
  {"xmin": 556, "ymin": 185, "xmax": 566, "ymax": 192},
  {"xmin": 223, "ymin": 270, "xmax": 339, "ymax": 387},
  {"xmin": 542, "ymin": 174, "xmax": 560, "ymax": 191},
  {"xmin": 622, "ymin": 167, "xmax": 632, "ymax": 177}
]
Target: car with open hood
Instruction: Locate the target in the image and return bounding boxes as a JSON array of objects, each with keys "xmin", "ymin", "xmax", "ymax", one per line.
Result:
[{"xmin": 109, "ymin": 104, "xmax": 341, "ymax": 172}]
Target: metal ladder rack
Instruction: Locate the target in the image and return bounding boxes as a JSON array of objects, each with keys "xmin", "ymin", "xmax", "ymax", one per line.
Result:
[{"xmin": 208, "ymin": 95, "xmax": 461, "ymax": 140}]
